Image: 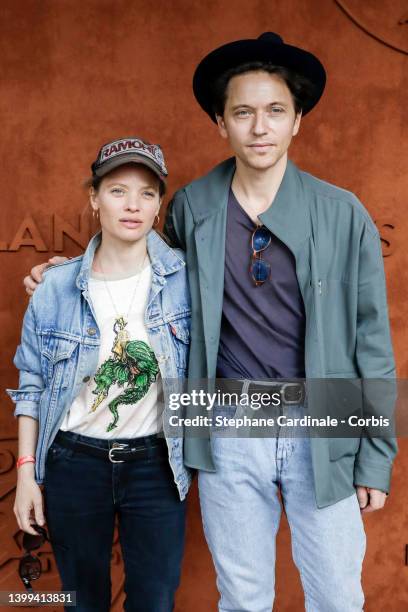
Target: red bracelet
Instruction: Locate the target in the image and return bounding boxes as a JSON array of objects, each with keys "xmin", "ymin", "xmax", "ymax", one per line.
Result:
[{"xmin": 16, "ymin": 455, "xmax": 35, "ymax": 469}]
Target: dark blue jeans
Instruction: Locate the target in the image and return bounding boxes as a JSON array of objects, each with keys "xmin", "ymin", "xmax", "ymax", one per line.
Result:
[{"xmin": 43, "ymin": 432, "xmax": 186, "ymax": 612}]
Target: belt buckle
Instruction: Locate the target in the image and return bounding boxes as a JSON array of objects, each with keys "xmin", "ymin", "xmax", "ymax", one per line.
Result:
[
  {"xmin": 108, "ymin": 442, "xmax": 128, "ymax": 463},
  {"xmin": 280, "ymin": 383, "xmax": 304, "ymax": 405}
]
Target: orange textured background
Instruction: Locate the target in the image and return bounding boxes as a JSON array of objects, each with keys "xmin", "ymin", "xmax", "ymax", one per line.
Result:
[{"xmin": 0, "ymin": 1, "xmax": 407, "ymax": 610}]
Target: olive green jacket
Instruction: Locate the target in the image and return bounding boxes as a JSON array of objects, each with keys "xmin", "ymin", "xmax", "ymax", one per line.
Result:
[{"xmin": 164, "ymin": 157, "xmax": 397, "ymax": 508}]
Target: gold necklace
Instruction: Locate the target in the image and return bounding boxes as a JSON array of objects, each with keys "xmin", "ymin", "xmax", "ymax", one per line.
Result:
[{"xmin": 96, "ymin": 252, "xmax": 148, "ymax": 325}]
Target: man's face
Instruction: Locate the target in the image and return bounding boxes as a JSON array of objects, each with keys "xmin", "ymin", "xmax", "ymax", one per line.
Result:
[{"xmin": 216, "ymin": 71, "xmax": 301, "ymax": 171}]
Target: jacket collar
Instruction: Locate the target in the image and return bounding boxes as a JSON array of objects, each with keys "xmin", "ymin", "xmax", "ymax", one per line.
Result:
[
  {"xmin": 187, "ymin": 158, "xmax": 235, "ymax": 224},
  {"xmin": 258, "ymin": 158, "xmax": 311, "ymax": 254},
  {"xmin": 76, "ymin": 230, "xmax": 185, "ymax": 290},
  {"xmin": 186, "ymin": 156, "xmax": 311, "ymax": 255},
  {"xmin": 146, "ymin": 230, "xmax": 186, "ymax": 276}
]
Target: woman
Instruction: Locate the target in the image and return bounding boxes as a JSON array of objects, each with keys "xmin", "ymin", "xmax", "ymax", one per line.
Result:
[{"xmin": 7, "ymin": 137, "xmax": 192, "ymax": 611}]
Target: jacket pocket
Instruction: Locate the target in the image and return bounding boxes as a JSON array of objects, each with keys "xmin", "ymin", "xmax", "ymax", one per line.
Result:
[
  {"xmin": 40, "ymin": 333, "xmax": 79, "ymax": 389},
  {"xmin": 325, "ymin": 371, "xmax": 358, "ymax": 377},
  {"xmin": 168, "ymin": 319, "xmax": 190, "ymax": 372},
  {"xmin": 329, "ymin": 437, "xmax": 360, "ymax": 461},
  {"xmin": 320, "ymin": 375, "xmax": 363, "ymax": 422}
]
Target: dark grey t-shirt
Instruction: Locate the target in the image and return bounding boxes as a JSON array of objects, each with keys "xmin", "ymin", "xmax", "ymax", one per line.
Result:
[{"xmin": 216, "ymin": 189, "xmax": 306, "ymax": 380}]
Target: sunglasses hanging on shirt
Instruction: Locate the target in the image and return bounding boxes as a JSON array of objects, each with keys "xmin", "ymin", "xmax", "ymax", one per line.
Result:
[{"xmin": 251, "ymin": 225, "xmax": 272, "ymax": 286}]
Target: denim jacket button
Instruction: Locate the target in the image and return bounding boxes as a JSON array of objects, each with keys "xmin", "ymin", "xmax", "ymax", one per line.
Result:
[
  {"xmin": 87, "ymin": 327, "xmax": 97, "ymax": 336},
  {"xmin": 83, "ymin": 376, "xmax": 90, "ymax": 382}
]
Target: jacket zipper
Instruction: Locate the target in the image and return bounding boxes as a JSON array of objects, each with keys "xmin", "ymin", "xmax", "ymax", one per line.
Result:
[{"xmin": 318, "ymin": 279, "xmax": 322, "ymax": 295}]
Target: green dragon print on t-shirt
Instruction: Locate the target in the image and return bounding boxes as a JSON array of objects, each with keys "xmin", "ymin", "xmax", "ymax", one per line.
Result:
[{"xmin": 89, "ymin": 317, "xmax": 159, "ymax": 432}]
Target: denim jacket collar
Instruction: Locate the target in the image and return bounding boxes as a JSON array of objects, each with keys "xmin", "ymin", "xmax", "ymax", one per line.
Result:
[{"xmin": 76, "ymin": 230, "xmax": 185, "ymax": 291}]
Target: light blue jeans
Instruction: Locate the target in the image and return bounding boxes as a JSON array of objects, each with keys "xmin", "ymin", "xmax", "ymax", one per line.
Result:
[{"xmin": 198, "ymin": 405, "xmax": 366, "ymax": 612}]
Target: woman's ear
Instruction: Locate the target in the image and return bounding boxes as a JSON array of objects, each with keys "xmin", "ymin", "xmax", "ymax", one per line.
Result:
[{"xmin": 89, "ymin": 187, "xmax": 98, "ymax": 212}]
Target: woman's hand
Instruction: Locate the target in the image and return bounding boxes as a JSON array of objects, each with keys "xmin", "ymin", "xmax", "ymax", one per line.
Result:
[{"xmin": 14, "ymin": 466, "xmax": 45, "ymax": 535}]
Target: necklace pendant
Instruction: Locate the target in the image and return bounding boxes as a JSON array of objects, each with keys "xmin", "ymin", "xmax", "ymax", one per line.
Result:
[{"xmin": 112, "ymin": 316, "xmax": 130, "ymax": 360}]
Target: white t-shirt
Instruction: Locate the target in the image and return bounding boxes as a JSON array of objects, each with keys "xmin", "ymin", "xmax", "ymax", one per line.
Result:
[{"xmin": 60, "ymin": 264, "xmax": 162, "ymax": 438}]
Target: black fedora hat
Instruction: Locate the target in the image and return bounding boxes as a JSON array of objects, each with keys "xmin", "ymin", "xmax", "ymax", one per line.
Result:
[{"xmin": 193, "ymin": 32, "xmax": 326, "ymax": 122}]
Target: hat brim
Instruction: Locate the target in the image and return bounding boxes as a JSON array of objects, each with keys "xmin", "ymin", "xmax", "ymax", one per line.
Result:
[
  {"xmin": 94, "ymin": 153, "xmax": 167, "ymax": 185},
  {"xmin": 193, "ymin": 36, "xmax": 326, "ymax": 122}
]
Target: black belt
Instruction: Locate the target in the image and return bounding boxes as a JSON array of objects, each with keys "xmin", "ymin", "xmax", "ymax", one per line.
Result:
[
  {"xmin": 243, "ymin": 380, "xmax": 305, "ymax": 406},
  {"xmin": 54, "ymin": 431, "xmax": 168, "ymax": 463},
  {"xmin": 213, "ymin": 380, "xmax": 305, "ymax": 408}
]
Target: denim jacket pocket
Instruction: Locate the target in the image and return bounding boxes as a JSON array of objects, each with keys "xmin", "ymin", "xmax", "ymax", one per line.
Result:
[
  {"xmin": 40, "ymin": 333, "xmax": 79, "ymax": 390},
  {"xmin": 168, "ymin": 319, "xmax": 190, "ymax": 372}
]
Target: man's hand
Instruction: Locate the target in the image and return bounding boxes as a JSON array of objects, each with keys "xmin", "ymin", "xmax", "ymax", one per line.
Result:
[
  {"xmin": 356, "ymin": 486, "xmax": 387, "ymax": 513},
  {"xmin": 23, "ymin": 256, "xmax": 68, "ymax": 296}
]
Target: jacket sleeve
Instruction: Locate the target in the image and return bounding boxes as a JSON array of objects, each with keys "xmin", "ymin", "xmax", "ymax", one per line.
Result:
[
  {"xmin": 353, "ymin": 221, "xmax": 397, "ymax": 493},
  {"xmin": 6, "ymin": 300, "xmax": 44, "ymax": 420},
  {"xmin": 163, "ymin": 191, "xmax": 186, "ymax": 250}
]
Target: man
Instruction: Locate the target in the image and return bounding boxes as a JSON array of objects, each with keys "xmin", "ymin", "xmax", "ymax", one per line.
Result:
[
  {"xmin": 163, "ymin": 32, "xmax": 396, "ymax": 611},
  {"xmin": 26, "ymin": 33, "xmax": 396, "ymax": 611}
]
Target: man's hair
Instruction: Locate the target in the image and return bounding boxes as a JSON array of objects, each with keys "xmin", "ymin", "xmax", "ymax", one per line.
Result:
[{"xmin": 210, "ymin": 61, "xmax": 316, "ymax": 117}]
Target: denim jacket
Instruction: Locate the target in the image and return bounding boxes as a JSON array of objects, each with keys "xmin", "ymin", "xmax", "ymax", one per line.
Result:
[{"xmin": 7, "ymin": 230, "xmax": 192, "ymax": 501}]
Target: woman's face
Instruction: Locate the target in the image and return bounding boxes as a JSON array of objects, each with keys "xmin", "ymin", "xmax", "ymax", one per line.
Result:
[{"xmin": 90, "ymin": 163, "xmax": 161, "ymax": 243}]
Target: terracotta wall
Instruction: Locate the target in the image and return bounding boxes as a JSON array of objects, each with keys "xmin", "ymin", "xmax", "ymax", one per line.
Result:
[{"xmin": 0, "ymin": 1, "xmax": 407, "ymax": 610}]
